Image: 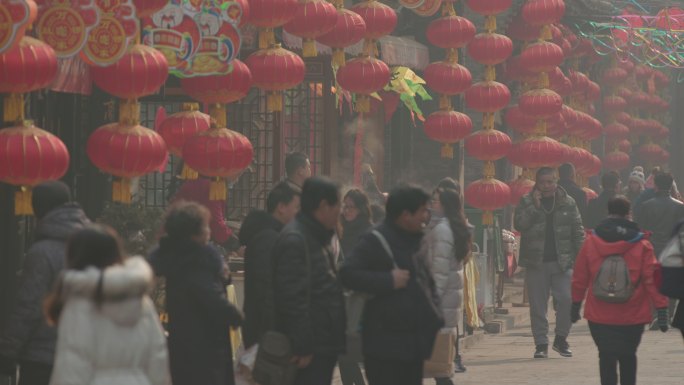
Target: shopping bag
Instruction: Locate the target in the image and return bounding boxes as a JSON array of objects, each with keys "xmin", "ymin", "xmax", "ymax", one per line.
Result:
[{"xmin": 423, "ymin": 328, "xmax": 457, "ymax": 378}]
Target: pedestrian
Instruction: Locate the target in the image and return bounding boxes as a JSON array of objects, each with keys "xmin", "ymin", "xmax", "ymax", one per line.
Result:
[
  {"xmin": 427, "ymin": 188, "xmax": 472, "ymax": 385},
  {"xmin": 586, "ymin": 172, "xmax": 621, "ymax": 229},
  {"xmin": 272, "ymin": 177, "xmax": 346, "ymax": 385},
  {"xmin": 623, "ymin": 168, "xmax": 645, "ymax": 203},
  {"xmin": 571, "ymin": 196, "xmax": 669, "ymax": 385},
  {"xmin": 239, "ymin": 181, "xmax": 300, "ymax": 349},
  {"xmin": 660, "ymin": 220, "xmax": 684, "ymax": 340},
  {"xmin": 514, "ymin": 167, "xmax": 585, "ymax": 358},
  {"xmin": 558, "ymin": 163, "xmax": 588, "ymax": 223},
  {"xmin": 634, "ymin": 172, "xmax": 684, "ymax": 257},
  {"xmin": 285, "ymin": 152, "xmax": 313, "ymax": 193},
  {"xmin": 149, "ymin": 201, "xmax": 243, "ymax": 385},
  {"xmin": 0, "ymin": 181, "xmax": 90, "ymax": 385},
  {"xmin": 427, "ymin": 178, "xmax": 461, "ymax": 231},
  {"xmin": 45, "ymin": 225, "xmax": 170, "ymax": 385},
  {"xmin": 340, "ymin": 184, "xmax": 443, "ymax": 385}
]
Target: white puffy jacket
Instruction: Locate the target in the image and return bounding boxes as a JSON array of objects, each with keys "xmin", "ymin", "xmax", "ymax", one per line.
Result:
[
  {"xmin": 50, "ymin": 257, "xmax": 170, "ymax": 385},
  {"xmin": 426, "ymin": 219, "xmax": 465, "ymax": 328}
]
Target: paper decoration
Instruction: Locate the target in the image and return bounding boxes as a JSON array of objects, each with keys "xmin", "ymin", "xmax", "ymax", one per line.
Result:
[{"xmin": 36, "ymin": 0, "xmax": 99, "ymax": 58}]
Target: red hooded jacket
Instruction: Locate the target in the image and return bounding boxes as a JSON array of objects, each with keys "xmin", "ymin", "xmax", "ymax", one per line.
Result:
[{"xmin": 572, "ymin": 221, "xmax": 668, "ymax": 325}]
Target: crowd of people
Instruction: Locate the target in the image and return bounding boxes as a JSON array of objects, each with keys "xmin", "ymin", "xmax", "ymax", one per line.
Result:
[{"xmin": 0, "ymin": 154, "xmax": 682, "ymax": 385}]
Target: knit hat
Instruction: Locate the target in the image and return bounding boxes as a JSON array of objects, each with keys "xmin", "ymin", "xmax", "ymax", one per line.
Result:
[
  {"xmin": 32, "ymin": 181, "xmax": 71, "ymax": 219},
  {"xmin": 629, "ymin": 170, "xmax": 646, "ymax": 187}
]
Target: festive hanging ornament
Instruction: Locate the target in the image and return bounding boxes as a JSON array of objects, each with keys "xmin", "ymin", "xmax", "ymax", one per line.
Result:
[
  {"xmin": 465, "ymin": 177, "xmax": 511, "ymax": 225},
  {"xmin": 158, "ymin": 103, "xmax": 211, "ymax": 179},
  {"xmin": 423, "ymin": 60, "xmax": 472, "ymax": 110},
  {"xmin": 508, "ymin": 136, "xmax": 564, "ymax": 168},
  {"xmin": 316, "ymin": 8, "xmax": 366, "ymax": 67},
  {"xmin": 518, "ymin": 88, "xmax": 563, "ymax": 119},
  {"xmin": 181, "ymin": 59, "xmax": 253, "ymax": 107},
  {"xmin": 603, "ymin": 96, "xmax": 627, "ymax": 114},
  {"xmin": 336, "ymin": 55, "xmax": 390, "ymax": 113},
  {"xmin": 350, "ymin": 0, "xmax": 397, "ymax": 39},
  {"xmin": 465, "ymin": 129, "xmax": 512, "ymax": 161},
  {"xmin": 426, "ymin": 8, "xmax": 475, "ymax": 49},
  {"xmin": 465, "ymin": 81, "xmax": 511, "ymax": 113},
  {"xmin": 283, "ymin": 0, "xmax": 338, "ymax": 57},
  {"xmin": 602, "ymin": 67, "xmax": 629, "ymax": 87},
  {"xmin": 603, "ymin": 122, "xmax": 630, "ymax": 141},
  {"xmin": 466, "ymin": 33, "xmax": 513, "ymax": 66},
  {"xmin": 36, "ymin": 0, "xmax": 98, "ymax": 58},
  {"xmin": 522, "ymin": 0, "xmax": 565, "ymax": 27},
  {"xmin": 638, "ymin": 143, "xmax": 664, "ymax": 165},
  {"xmin": 603, "ymin": 150, "xmax": 630, "ymax": 171},
  {"xmin": 249, "ymin": 0, "xmax": 298, "ymax": 48},
  {"xmin": 505, "ymin": 105, "xmax": 537, "ymax": 133},
  {"xmin": 507, "ymin": 176, "xmax": 535, "ymax": 206},
  {"xmin": 0, "ymin": 121, "xmax": 69, "ymax": 215},
  {"xmin": 423, "ymin": 109, "xmax": 473, "ymax": 159},
  {"xmin": 133, "ymin": 0, "xmax": 167, "ymax": 18},
  {"xmin": 519, "ymin": 41, "xmax": 565, "ymax": 74},
  {"xmin": 245, "ymin": 44, "xmax": 305, "ymax": 112},
  {"xmin": 617, "ymin": 139, "xmax": 631, "ymax": 153},
  {"xmin": 0, "ymin": 0, "xmax": 37, "ymax": 54}
]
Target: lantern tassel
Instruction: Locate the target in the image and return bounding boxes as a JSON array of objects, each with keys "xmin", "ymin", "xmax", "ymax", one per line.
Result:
[
  {"xmin": 259, "ymin": 28, "xmax": 275, "ymax": 49},
  {"xmin": 483, "ymin": 161, "xmax": 496, "ymax": 178},
  {"xmin": 119, "ymin": 100, "xmax": 140, "ymax": 125},
  {"xmin": 485, "ymin": 65, "xmax": 496, "ymax": 82},
  {"xmin": 210, "ymin": 178, "xmax": 227, "ymax": 201},
  {"xmin": 483, "ymin": 113, "xmax": 495, "ymax": 130},
  {"xmin": 4, "ymin": 93, "xmax": 25, "ymax": 124},
  {"xmin": 439, "ymin": 94, "xmax": 452, "ymax": 110},
  {"xmin": 332, "ymin": 49, "xmax": 346, "ymax": 67},
  {"xmin": 112, "ymin": 178, "xmax": 132, "ymax": 204},
  {"xmin": 356, "ymin": 95, "xmax": 370, "ymax": 113},
  {"xmin": 209, "ymin": 104, "xmax": 227, "ymax": 127},
  {"xmin": 482, "ymin": 211, "xmax": 494, "ymax": 226},
  {"xmin": 441, "ymin": 143, "xmax": 454, "ymax": 159},
  {"xmin": 267, "ymin": 92, "xmax": 283, "ymax": 112},
  {"xmin": 442, "ymin": 1, "xmax": 456, "ymax": 16},
  {"xmin": 14, "ymin": 186, "xmax": 33, "ymax": 216},
  {"xmin": 540, "ymin": 25, "xmax": 552, "ymax": 41},
  {"xmin": 302, "ymin": 39, "xmax": 317, "ymax": 57},
  {"xmin": 446, "ymin": 48, "xmax": 458, "ymax": 63},
  {"xmin": 539, "ymin": 72, "xmax": 549, "ymax": 89},
  {"xmin": 485, "ymin": 15, "xmax": 497, "ymax": 33},
  {"xmin": 363, "ymin": 39, "xmax": 378, "ymax": 58},
  {"xmin": 534, "ymin": 120, "xmax": 547, "ymax": 136},
  {"xmin": 180, "ymin": 164, "xmax": 199, "ymax": 180}
]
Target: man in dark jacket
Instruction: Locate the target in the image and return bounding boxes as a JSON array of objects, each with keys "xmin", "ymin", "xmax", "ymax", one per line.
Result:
[
  {"xmin": 0, "ymin": 181, "xmax": 90, "ymax": 385},
  {"xmin": 240, "ymin": 181, "xmax": 300, "ymax": 348},
  {"xmin": 558, "ymin": 163, "xmax": 587, "ymax": 224},
  {"xmin": 585, "ymin": 171, "xmax": 621, "ymax": 229},
  {"xmin": 284, "ymin": 152, "xmax": 312, "ymax": 193},
  {"xmin": 273, "ymin": 177, "xmax": 345, "ymax": 385},
  {"xmin": 514, "ymin": 168, "xmax": 584, "ymax": 359},
  {"xmin": 635, "ymin": 172, "xmax": 684, "ymax": 257},
  {"xmin": 340, "ymin": 185, "xmax": 442, "ymax": 385}
]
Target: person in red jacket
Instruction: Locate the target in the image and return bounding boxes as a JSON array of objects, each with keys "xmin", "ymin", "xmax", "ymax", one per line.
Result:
[{"xmin": 571, "ymin": 196, "xmax": 669, "ymax": 385}]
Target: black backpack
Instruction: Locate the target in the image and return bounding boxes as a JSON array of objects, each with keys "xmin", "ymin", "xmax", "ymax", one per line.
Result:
[{"xmin": 592, "ymin": 254, "xmax": 639, "ymax": 303}]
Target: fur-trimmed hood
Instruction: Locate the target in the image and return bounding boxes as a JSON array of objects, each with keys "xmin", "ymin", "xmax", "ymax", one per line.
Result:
[{"xmin": 60, "ymin": 257, "xmax": 153, "ymax": 326}]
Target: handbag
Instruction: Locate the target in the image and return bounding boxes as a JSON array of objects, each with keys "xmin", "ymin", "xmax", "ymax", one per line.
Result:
[{"xmin": 423, "ymin": 328, "xmax": 457, "ymax": 378}]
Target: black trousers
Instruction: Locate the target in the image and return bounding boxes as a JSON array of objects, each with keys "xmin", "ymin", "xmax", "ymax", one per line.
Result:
[
  {"xmin": 589, "ymin": 322, "xmax": 644, "ymax": 385},
  {"xmin": 364, "ymin": 357, "xmax": 423, "ymax": 385},
  {"xmin": 293, "ymin": 354, "xmax": 338, "ymax": 385},
  {"xmin": 18, "ymin": 360, "xmax": 52, "ymax": 385}
]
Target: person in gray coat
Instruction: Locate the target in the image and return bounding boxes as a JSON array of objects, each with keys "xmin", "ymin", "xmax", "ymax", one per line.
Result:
[
  {"xmin": 0, "ymin": 181, "xmax": 90, "ymax": 385},
  {"xmin": 427, "ymin": 188, "xmax": 472, "ymax": 385}
]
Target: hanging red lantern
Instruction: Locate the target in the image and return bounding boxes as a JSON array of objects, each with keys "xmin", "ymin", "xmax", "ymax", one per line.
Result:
[
  {"xmin": 423, "ymin": 60, "xmax": 472, "ymax": 109},
  {"xmin": 465, "ymin": 0, "xmax": 513, "ymax": 15},
  {"xmin": 519, "ymin": 41, "xmax": 565, "ymax": 73},
  {"xmin": 316, "ymin": 8, "xmax": 366, "ymax": 67},
  {"xmin": 246, "ymin": 45, "xmax": 305, "ymax": 112},
  {"xmin": 181, "ymin": 59, "xmax": 253, "ymax": 105},
  {"xmin": 423, "ymin": 110, "xmax": 473, "ymax": 158},
  {"xmin": 616, "ymin": 139, "xmax": 631, "ymax": 153},
  {"xmin": 602, "ymin": 67, "xmax": 628, "ymax": 87},
  {"xmin": 603, "ymin": 151, "xmax": 630, "ymax": 171},
  {"xmin": 603, "ymin": 95, "xmax": 627, "ymax": 114},
  {"xmin": 283, "ymin": 0, "xmax": 338, "ymax": 57},
  {"xmin": 182, "ymin": 126, "xmax": 254, "ymax": 201},
  {"xmin": 465, "ymin": 129, "xmax": 512, "ymax": 161},
  {"xmin": 158, "ymin": 103, "xmax": 210, "ymax": 158},
  {"xmin": 249, "ymin": 0, "xmax": 298, "ymax": 48},
  {"xmin": 508, "ymin": 176, "xmax": 535, "ymax": 206},
  {"xmin": 0, "ymin": 121, "xmax": 69, "ymax": 215},
  {"xmin": 465, "ymin": 81, "xmax": 511, "ymax": 113},
  {"xmin": 350, "ymin": 0, "xmax": 397, "ymax": 39},
  {"xmin": 518, "ymin": 88, "xmax": 563, "ymax": 119},
  {"xmin": 505, "ymin": 105, "xmax": 537, "ymax": 133},
  {"xmin": 568, "ymin": 70, "xmax": 589, "ymax": 94},
  {"xmin": 133, "ymin": 0, "xmax": 167, "ymax": 17},
  {"xmin": 336, "ymin": 55, "xmax": 390, "ymax": 112},
  {"xmin": 465, "ymin": 178, "xmax": 511, "ymax": 225},
  {"xmin": 522, "ymin": 0, "xmax": 566, "ymax": 26},
  {"xmin": 585, "ymin": 81, "xmax": 601, "ymax": 102},
  {"xmin": 467, "ymin": 33, "xmax": 513, "ymax": 65},
  {"xmin": 638, "ymin": 143, "xmax": 664, "ymax": 164},
  {"xmin": 561, "ymin": 105, "xmax": 578, "ymax": 127},
  {"xmin": 508, "ymin": 136, "xmax": 564, "ymax": 168},
  {"xmin": 603, "ymin": 122, "xmax": 630, "ymax": 140},
  {"xmin": 426, "ymin": 12, "xmax": 475, "ymax": 49},
  {"xmin": 91, "ymin": 44, "xmax": 169, "ymax": 100}
]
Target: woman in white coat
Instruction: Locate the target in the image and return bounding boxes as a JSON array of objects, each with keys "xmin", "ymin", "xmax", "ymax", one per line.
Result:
[
  {"xmin": 427, "ymin": 188, "xmax": 472, "ymax": 385},
  {"xmin": 45, "ymin": 225, "xmax": 170, "ymax": 385}
]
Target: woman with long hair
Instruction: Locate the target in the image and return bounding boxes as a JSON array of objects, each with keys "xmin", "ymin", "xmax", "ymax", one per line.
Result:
[
  {"xmin": 46, "ymin": 225, "xmax": 170, "ymax": 385},
  {"xmin": 149, "ymin": 201, "xmax": 242, "ymax": 385},
  {"xmin": 427, "ymin": 188, "xmax": 472, "ymax": 385},
  {"xmin": 340, "ymin": 189, "xmax": 373, "ymax": 258}
]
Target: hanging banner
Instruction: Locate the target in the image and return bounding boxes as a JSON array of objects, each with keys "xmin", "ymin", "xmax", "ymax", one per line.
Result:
[
  {"xmin": 81, "ymin": 0, "xmax": 137, "ymax": 66},
  {"xmin": 0, "ymin": 0, "xmax": 35, "ymax": 54},
  {"xmin": 36, "ymin": 0, "xmax": 100, "ymax": 58}
]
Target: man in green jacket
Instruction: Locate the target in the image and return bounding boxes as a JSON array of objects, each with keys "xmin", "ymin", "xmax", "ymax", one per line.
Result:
[{"xmin": 514, "ymin": 167, "xmax": 585, "ymax": 359}]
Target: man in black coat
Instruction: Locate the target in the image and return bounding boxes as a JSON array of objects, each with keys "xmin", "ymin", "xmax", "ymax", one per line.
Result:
[
  {"xmin": 240, "ymin": 181, "xmax": 300, "ymax": 348},
  {"xmin": 558, "ymin": 163, "xmax": 587, "ymax": 224},
  {"xmin": 273, "ymin": 177, "xmax": 346, "ymax": 385},
  {"xmin": 340, "ymin": 185, "xmax": 442, "ymax": 385},
  {"xmin": 635, "ymin": 172, "xmax": 684, "ymax": 257},
  {"xmin": 585, "ymin": 172, "xmax": 621, "ymax": 229}
]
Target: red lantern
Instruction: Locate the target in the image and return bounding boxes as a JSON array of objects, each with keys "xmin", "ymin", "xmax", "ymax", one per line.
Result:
[
  {"xmin": 603, "ymin": 122, "xmax": 630, "ymax": 140},
  {"xmin": 505, "ymin": 105, "xmax": 537, "ymax": 133},
  {"xmin": 465, "ymin": 130, "xmax": 512, "ymax": 161},
  {"xmin": 336, "ymin": 55, "xmax": 390, "ymax": 112},
  {"xmin": 508, "ymin": 136, "xmax": 564, "ymax": 168},
  {"xmin": 246, "ymin": 45, "xmax": 305, "ymax": 111},
  {"xmin": 638, "ymin": 143, "xmax": 663, "ymax": 164},
  {"xmin": 158, "ymin": 103, "xmax": 210, "ymax": 158},
  {"xmin": 603, "ymin": 151, "xmax": 630, "ymax": 171},
  {"xmin": 183, "ymin": 127, "xmax": 254, "ymax": 200},
  {"xmin": 91, "ymin": 44, "xmax": 169, "ymax": 100},
  {"xmin": 467, "ymin": 33, "xmax": 513, "ymax": 65},
  {"xmin": 0, "ymin": 121, "xmax": 69, "ymax": 215},
  {"xmin": 466, "ymin": 0, "xmax": 513, "ymax": 15},
  {"xmin": 518, "ymin": 88, "xmax": 563, "ymax": 119},
  {"xmin": 508, "ymin": 176, "xmax": 535, "ymax": 206},
  {"xmin": 522, "ymin": 0, "xmax": 566, "ymax": 26},
  {"xmin": 465, "ymin": 81, "xmax": 511, "ymax": 113},
  {"xmin": 519, "ymin": 41, "xmax": 565, "ymax": 73},
  {"xmin": 602, "ymin": 67, "xmax": 628, "ymax": 87},
  {"xmin": 316, "ymin": 9, "xmax": 366, "ymax": 66},
  {"xmin": 350, "ymin": 0, "xmax": 397, "ymax": 39},
  {"xmin": 423, "ymin": 110, "xmax": 473, "ymax": 158},
  {"xmin": 617, "ymin": 139, "xmax": 632, "ymax": 153},
  {"xmin": 249, "ymin": 0, "xmax": 298, "ymax": 48},
  {"xmin": 181, "ymin": 59, "xmax": 253, "ymax": 105},
  {"xmin": 283, "ymin": 0, "xmax": 338, "ymax": 57},
  {"xmin": 602, "ymin": 95, "xmax": 627, "ymax": 114},
  {"xmin": 87, "ymin": 117, "xmax": 168, "ymax": 203},
  {"xmin": 133, "ymin": 0, "xmax": 167, "ymax": 17},
  {"xmin": 561, "ymin": 105, "xmax": 578, "ymax": 127},
  {"xmin": 585, "ymin": 81, "xmax": 601, "ymax": 102},
  {"xmin": 423, "ymin": 61, "xmax": 472, "ymax": 109},
  {"xmin": 465, "ymin": 178, "xmax": 511, "ymax": 225},
  {"xmin": 568, "ymin": 70, "xmax": 588, "ymax": 94},
  {"xmin": 426, "ymin": 14, "xmax": 476, "ymax": 49}
]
